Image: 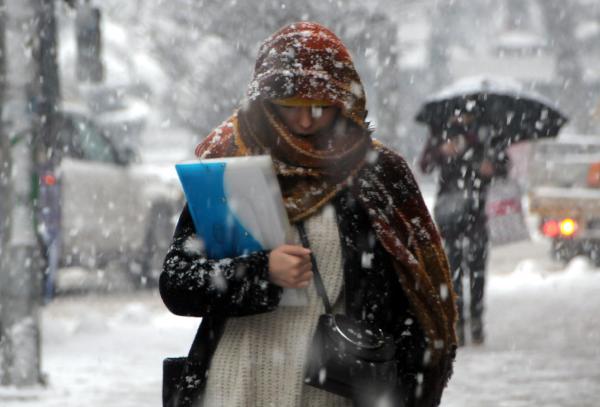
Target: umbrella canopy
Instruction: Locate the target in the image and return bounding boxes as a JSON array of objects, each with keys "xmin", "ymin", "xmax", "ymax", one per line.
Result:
[{"xmin": 415, "ymin": 75, "xmax": 568, "ymax": 145}]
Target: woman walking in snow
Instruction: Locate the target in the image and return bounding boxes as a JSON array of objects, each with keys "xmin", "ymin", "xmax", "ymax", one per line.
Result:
[{"xmin": 160, "ymin": 22, "xmax": 456, "ymax": 407}]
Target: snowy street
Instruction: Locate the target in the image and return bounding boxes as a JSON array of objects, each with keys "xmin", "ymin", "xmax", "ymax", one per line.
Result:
[
  {"xmin": 0, "ymin": 239, "xmax": 599, "ymax": 407},
  {"xmin": 445, "ymin": 242, "xmax": 600, "ymax": 407}
]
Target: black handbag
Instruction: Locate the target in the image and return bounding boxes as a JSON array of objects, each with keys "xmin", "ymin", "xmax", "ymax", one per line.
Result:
[
  {"xmin": 297, "ymin": 223, "xmax": 399, "ymax": 401},
  {"xmin": 163, "ymin": 357, "xmax": 187, "ymax": 406},
  {"xmin": 162, "ymin": 317, "xmax": 225, "ymax": 407},
  {"xmin": 434, "ymin": 191, "xmax": 470, "ymax": 221},
  {"xmin": 433, "ymin": 190, "xmax": 474, "ymax": 233}
]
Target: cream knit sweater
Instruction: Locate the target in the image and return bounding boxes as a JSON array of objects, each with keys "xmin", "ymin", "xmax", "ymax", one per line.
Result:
[{"xmin": 203, "ymin": 205, "xmax": 351, "ymax": 406}]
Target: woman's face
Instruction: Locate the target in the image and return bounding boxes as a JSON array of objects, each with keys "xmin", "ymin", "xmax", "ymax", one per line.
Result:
[{"xmin": 272, "ymin": 104, "xmax": 339, "ymax": 136}]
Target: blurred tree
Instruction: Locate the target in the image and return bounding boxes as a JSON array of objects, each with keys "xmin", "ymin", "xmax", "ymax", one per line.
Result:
[
  {"xmin": 0, "ymin": 0, "xmax": 44, "ymax": 385},
  {"xmin": 137, "ymin": 0, "xmax": 402, "ymax": 149},
  {"xmin": 0, "ymin": 0, "xmax": 59, "ymax": 386},
  {"xmin": 427, "ymin": 1, "xmax": 453, "ymax": 91},
  {"xmin": 505, "ymin": 0, "xmax": 531, "ymax": 30},
  {"xmin": 76, "ymin": 0, "xmax": 104, "ymax": 83},
  {"xmin": 0, "ymin": 0, "xmax": 8, "ymax": 310},
  {"xmin": 540, "ymin": 0, "xmax": 588, "ymax": 133}
]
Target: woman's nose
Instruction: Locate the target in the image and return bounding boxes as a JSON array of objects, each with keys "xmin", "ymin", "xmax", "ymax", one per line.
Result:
[{"xmin": 298, "ymin": 107, "xmax": 313, "ymax": 129}]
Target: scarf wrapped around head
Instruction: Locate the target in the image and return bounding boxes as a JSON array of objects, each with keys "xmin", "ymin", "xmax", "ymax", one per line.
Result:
[{"xmin": 195, "ymin": 21, "xmax": 456, "ymax": 406}]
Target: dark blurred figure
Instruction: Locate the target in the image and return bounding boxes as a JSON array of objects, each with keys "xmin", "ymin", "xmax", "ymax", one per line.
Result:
[{"xmin": 419, "ymin": 113, "xmax": 510, "ymax": 346}]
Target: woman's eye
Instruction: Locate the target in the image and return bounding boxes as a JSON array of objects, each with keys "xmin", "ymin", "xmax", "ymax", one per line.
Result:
[{"xmin": 311, "ymin": 106, "xmax": 323, "ymax": 118}]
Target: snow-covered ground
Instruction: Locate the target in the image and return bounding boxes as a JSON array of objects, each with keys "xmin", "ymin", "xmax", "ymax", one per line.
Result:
[
  {"xmin": 445, "ymin": 246, "xmax": 600, "ymax": 407},
  {"xmin": 1, "ymin": 241, "xmax": 599, "ymax": 406}
]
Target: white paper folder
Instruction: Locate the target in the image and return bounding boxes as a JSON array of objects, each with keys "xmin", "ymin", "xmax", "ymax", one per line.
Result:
[{"xmin": 175, "ymin": 155, "xmax": 308, "ymax": 306}]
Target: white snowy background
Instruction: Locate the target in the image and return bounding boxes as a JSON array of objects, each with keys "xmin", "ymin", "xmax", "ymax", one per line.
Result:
[{"xmin": 2, "ymin": 0, "xmax": 600, "ymax": 406}]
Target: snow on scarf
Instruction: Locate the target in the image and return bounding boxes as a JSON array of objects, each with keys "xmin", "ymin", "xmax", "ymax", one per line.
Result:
[{"xmin": 194, "ymin": 22, "xmax": 457, "ymax": 406}]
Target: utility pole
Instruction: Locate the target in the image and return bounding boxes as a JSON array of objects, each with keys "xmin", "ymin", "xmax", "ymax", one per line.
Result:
[
  {"xmin": 0, "ymin": 0, "xmax": 59, "ymax": 386},
  {"xmin": 35, "ymin": 0, "xmax": 61, "ymax": 303},
  {"xmin": 76, "ymin": 0, "xmax": 103, "ymax": 83},
  {"xmin": 540, "ymin": 0, "xmax": 587, "ymax": 133},
  {"xmin": 0, "ymin": 2, "xmax": 9, "ymax": 354},
  {"xmin": 428, "ymin": 1, "xmax": 452, "ymax": 91}
]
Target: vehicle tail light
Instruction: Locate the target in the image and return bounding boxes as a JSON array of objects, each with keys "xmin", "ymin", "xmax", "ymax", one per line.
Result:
[
  {"xmin": 559, "ymin": 218, "xmax": 577, "ymax": 237},
  {"xmin": 541, "ymin": 219, "xmax": 560, "ymax": 238},
  {"xmin": 541, "ymin": 218, "xmax": 578, "ymax": 238},
  {"xmin": 588, "ymin": 162, "xmax": 600, "ymax": 188}
]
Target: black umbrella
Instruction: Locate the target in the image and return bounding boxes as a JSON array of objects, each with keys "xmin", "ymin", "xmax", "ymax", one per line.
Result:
[{"xmin": 415, "ymin": 75, "xmax": 568, "ymax": 145}]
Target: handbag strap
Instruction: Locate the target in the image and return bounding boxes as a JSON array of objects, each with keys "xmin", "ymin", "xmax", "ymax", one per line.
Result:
[
  {"xmin": 296, "ymin": 222, "xmax": 333, "ymax": 314},
  {"xmin": 187, "ymin": 316, "xmax": 225, "ymax": 361},
  {"xmin": 171, "ymin": 316, "xmax": 226, "ymax": 405}
]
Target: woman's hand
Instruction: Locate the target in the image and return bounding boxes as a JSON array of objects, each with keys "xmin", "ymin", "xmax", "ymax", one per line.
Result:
[
  {"xmin": 439, "ymin": 136, "xmax": 465, "ymax": 157},
  {"xmin": 479, "ymin": 159, "xmax": 495, "ymax": 178},
  {"xmin": 268, "ymin": 245, "xmax": 313, "ymax": 288}
]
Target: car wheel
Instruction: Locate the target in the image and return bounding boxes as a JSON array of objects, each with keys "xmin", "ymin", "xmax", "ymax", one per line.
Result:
[
  {"xmin": 551, "ymin": 239, "xmax": 579, "ymax": 265},
  {"xmin": 140, "ymin": 203, "xmax": 173, "ymax": 287},
  {"xmin": 586, "ymin": 241, "xmax": 600, "ymax": 268}
]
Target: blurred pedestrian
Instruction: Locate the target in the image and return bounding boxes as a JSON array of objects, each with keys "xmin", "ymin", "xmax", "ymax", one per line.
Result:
[
  {"xmin": 161, "ymin": 22, "xmax": 456, "ymax": 406},
  {"xmin": 419, "ymin": 113, "xmax": 510, "ymax": 346}
]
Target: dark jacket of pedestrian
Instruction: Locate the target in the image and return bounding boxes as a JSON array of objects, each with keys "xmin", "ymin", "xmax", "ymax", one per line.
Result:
[{"xmin": 419, "ymin": 118, "xmax": 509, "ymax": 345}]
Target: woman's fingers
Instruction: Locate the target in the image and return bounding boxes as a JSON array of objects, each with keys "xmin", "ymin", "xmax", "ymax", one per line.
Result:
[
  {"xmin": 290, "ymin": 268, "xmax": 313, "ymax": 287},
  {"xmin": 279, "ymin": 265, "xmax": 313, "ymax": 288},
  {"xmin": 268, "ymin": 244, "xmax": 314, "ymax": 288},
  {"xmin": 295, "ymin": 260, "xmax": 312, "ymax": 273},
  {"xmin": 279, "ymin": 244, "xmax": 311, "ymax": 256},
  {"xmin": 297, "ymin": 271, "xmax": 313, "ymax": 284},
  {"xmin": 296, "ymin": 279, "xmax": 311, "ymax": 288}
]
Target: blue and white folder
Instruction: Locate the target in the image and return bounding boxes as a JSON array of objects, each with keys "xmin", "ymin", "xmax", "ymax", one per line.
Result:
[{"xmin": 175, "ymin": 155, "xmax": 307, "ymax": 306}]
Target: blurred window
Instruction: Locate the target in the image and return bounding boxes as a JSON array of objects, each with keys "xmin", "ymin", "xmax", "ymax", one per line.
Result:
[
  {"xmin": 54, "ymin": 114, "xmax": 118, "ymax": 164},
  {"xmin": 73, "ymin": 119, "xmax": 116, "ymax": 163}
]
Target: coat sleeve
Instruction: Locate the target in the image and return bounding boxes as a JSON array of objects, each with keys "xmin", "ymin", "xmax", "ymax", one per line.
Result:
[
  {"xmin": 159, "ymin": 205, "xmax": 283, "ymax": 317},
  {"xmin": 489, "ymin": 148, "xmax": 511, "ymax": 178},
  {"xmin": 481, "ymin": 133, "xmax": 512, "ymax": 179}
]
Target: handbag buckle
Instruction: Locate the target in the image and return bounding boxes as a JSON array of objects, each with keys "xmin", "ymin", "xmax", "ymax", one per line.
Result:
[{"xmin": 331, "ymin": 315, "xmax": 386, "ymax": 349}]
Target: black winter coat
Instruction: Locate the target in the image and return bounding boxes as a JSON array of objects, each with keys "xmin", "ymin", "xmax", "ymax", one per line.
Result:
[
  {"xmin": 160, "ymin": 189, "xmax": 427, "ymax": 406},
  {"xmin": 419, "ymin": 131, "xmax": 510, "ymax": 204}
]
